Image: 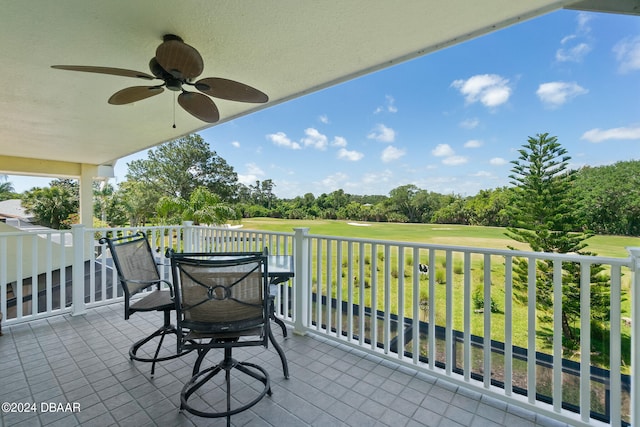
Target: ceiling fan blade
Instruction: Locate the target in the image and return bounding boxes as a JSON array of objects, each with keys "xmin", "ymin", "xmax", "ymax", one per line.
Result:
[
  {"xmin": 178, "ymin": 92, "xmax": 219, "ymax": 123},
  {"xmin": 108, "ymin": 86, "xmax": 164, "ymax": 105},
  {"xmin": 156, "ymin": 40, "xmax": 204, "ymax": 80},
  {"xmin": 195, "ymin": 78, "xmax": 269, "ymax": 103},
  {"xmin": 51, "ymin": 65, "xmax": 155, "ymax": 80}
]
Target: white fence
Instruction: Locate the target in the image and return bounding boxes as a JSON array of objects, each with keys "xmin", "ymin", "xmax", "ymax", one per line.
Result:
[{"xmin": 1, "ymin": 223, "xmax": 638, "ymax": 426}]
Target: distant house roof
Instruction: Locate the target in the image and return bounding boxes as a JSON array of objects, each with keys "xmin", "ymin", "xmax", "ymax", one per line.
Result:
[{"xmin": 0, "ymin": 199, "xmax": 31, "ymax": 221}]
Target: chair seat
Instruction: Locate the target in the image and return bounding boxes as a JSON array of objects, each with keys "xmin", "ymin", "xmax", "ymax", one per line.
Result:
[
  {"xmin": 186, "ymin": 326, "xmax": 263, "ymax": 341},
  {"xmin": 130, "ymin": 289, "xmax": 174, "ymax": 312}
]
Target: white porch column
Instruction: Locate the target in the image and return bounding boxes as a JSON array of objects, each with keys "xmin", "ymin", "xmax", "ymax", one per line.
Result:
[
  {"xmin": 627, "ymin": 247, "xmax": 640, "ymax": 427},
  {"xmin": 79, "ymin": 164, "xmax": 97, "ymax": 227},
  {"xmin": 71, "ymin": 224, "xmax": 86, "ymax": 316},
  {"xmin": 183, "ymin": 221, "xmax": 194, "ymax": 251},
  {"xmin": 293, "ymin": 227, "xmax": 310, "ymax": 336}
]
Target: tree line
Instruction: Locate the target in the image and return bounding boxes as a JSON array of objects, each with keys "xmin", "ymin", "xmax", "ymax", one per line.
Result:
[
  {"xmin": 3, "ymin": 133, "xmax": 639, "ymax": 237},
  {"xmin": 2, "ymin": 133, "xmax": 628, "ymax": 349}
]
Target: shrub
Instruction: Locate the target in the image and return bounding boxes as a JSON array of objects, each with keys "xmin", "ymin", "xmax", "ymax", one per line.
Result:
[{"xmin": 472, "ymin": 284, "xmax": 499, "ymax": 313}]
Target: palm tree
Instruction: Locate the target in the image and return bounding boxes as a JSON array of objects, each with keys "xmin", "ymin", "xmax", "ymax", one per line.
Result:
[
  {"xmin": 0, "ymin": 175, "xmax": 15, "ymax": 201},
  {"xmin": 156, "ymin": 186, "xmax": 237, "ymax": 225}
]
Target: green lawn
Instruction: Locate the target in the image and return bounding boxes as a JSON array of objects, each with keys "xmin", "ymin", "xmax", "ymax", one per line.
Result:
[
  {"xmin": 241, "ymin": 217, "xmax": 639, "ymax": 256},
  {"xmin": 240, "ymin": 217, "xmax": 635, "ymax": 371}
]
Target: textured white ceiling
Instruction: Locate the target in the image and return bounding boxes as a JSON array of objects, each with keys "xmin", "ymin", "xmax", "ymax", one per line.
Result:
[{"xmin": 1, "ymin": 0, "xmax": 584, "ymax": 176}]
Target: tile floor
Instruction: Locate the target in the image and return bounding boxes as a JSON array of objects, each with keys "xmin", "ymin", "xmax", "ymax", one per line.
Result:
[{"xmin": 0, "ymin": 304, "xmax": 573, "ymax": 427}]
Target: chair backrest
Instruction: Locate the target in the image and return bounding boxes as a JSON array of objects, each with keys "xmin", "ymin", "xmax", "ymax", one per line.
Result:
[
  {"xmin": 100, "ymin": 232, "xmax": 161, "ymax": 300},
  {"xmin": 169, "ymin": 251, "xmax": 269, "ymax": 339}
]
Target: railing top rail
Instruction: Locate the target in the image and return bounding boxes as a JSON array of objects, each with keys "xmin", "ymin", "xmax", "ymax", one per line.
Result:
[
  {"xmin": 90, "ymin": 225, "xmax": 183, "ymax": 232},
  {"xmin": 195, "ymin": 225, "xmax": 295, "ymax": 237},
  {"xmin": 0, "ymin": 229, "xmax": 72, "ymax": 237}
]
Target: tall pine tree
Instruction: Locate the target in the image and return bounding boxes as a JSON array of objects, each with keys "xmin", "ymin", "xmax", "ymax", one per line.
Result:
[{"xmin": 506, "ymin": 133, "xmax": 609, "ymax": 349}]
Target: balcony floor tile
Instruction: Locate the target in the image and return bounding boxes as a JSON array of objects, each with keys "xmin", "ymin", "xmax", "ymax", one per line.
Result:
[{"xmin": 0, "ymin": 304, "xmax": 573, "ymax": 427}]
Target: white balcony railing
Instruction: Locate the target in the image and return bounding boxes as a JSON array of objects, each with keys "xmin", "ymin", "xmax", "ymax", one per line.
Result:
[{"xmin": 0, "ymin": 223, "xmax": 638, "ymax": 426}]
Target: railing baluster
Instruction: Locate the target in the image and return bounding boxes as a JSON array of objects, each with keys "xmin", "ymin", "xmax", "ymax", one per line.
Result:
[
  {"xmin": 428, "ymin": 248, "xmax": 436, "ymax": 370},
  {"xmin": 483, "ymin": 253, "xmax": 491, "ymax": 389},
  {"xmin": 16, "ymin": 235, "xmax": 23, "ymax": 319},
  {"xmin": 59, "ymin": 233, "xmax": 67, "ymax": 309},
  {"xmin": 445, "ymin": 250, "xmax": 453, "ymax": 375},
  {"xmin": 397, "ymin": 246, "xmax": 404, "ymax": 358},
  {"xmin": 463, "ymin": 252, "xmax": 471, "ymax": 382},
  {"xmin": 326, "ymin": 240, "xmax": 333, "ymax": 335},
  {"xmin": 348, "ymin": 241, "xmax": 355, "ymax": 342},
  {"xmin": 412, "ymin": 247, "xmax": 420, "ymax": 364},
  {"xmin": 609, "ymin": 265, "xmax": 622, "ymax": 426},
  {"xmin": 527, "ymin": 256, "xmax": 536, "ymax": 404},
  {"xmin": 370, "ymin": 243, "xmax": 377, "ymax": 350},
  {"xmin": 315, "ymin": 238, "xmax": 322, "ymax": 332},
  {"xmin": 504, "ymin": 255, "xmax": 513, "ymax": 397},
  {"xmin": 553, "ymin": 260, "xmax": 563, "ymax": 413},
  {"xmin": 45, "ymin": 234, "xmax": 52, "ymax": 312},
  {"xmin": 580, "ymin": 261, "xmax": 591, "ymax": 422},
  {"xmin": 361, "ymin": 243, "xmax": 369, "ymax": 348},
  {"xmin": 384, "ymin": 245, "xmax": 391, "ymax": 353},
  {"xmin": 31, "ymin": 233, "xmax": 37, "ymax": 315},
  {"xmin": 336, "ymin": 241, "xmax": 343, "ymax": 339},
  {"xmin": 0, "ymin": 237, "xmax": 6, "ymax": 320}
]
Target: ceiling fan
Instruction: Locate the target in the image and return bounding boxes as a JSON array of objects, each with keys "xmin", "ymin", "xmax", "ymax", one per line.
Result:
[{"xmin": 52, "ymin": 34, "xmax": 268, "ymax": 124}]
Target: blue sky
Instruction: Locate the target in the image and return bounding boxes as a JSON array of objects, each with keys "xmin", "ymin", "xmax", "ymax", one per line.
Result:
[{"xmin": 8, "ymin": 9, "xmax": 640, "ymax": 199}]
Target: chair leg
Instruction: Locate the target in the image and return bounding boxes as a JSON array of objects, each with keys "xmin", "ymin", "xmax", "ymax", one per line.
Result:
[
  {"xmin": 269, "ymin": 298, "xmax": 289, "ymax": 378},
  {"xmin": 129, "ymin": 309, "xmax": 191, "ymax": 376},
  {"xmin": 180, "ymin": 347, "xmax": 270, "ymax": 420},
  {"xmin": 192, "ymin": 347, "xmax": 211, "ymax": 376},
  {"xmin": 270, "ymin": 298, "xmax": 288, "ymax": 337},
  {"xmin": 268, "ymin": 328, "xmax": 289, "ymax": 379}
]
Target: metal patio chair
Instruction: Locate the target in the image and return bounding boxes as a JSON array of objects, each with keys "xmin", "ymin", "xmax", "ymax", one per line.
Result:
[
  {"xmin": 99, "ymin": 232, "xmax": 187, "ymax": 375},
  {"xmin": 169, "ymin": 249, "xmax": 272, "ymax": 425}
]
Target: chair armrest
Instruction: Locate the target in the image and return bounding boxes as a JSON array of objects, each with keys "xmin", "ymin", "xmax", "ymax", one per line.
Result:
[{"xmin": 126, "ymin": 278, "xmax": 175, "ymax": 297}]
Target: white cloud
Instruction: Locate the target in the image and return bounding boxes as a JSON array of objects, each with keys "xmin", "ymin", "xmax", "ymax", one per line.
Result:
[
  {"xmin": 231, "ymin": 141, "xmax": 240, "ymax": 148},
  {"xmin": 432, "ymin": 143, "xmax": 455, "ymax": 157},
  {"xmin": 536, "ymin": 81, "xmax": 588, "ymax": 108},
  {"xmin": 556, "ymin": 43, "xmax": 591, "ymax": 62},
  {"xmin": 464, "ymin": 140, "xmax": 483, "ymax": 148},
  {"xmin": 471, "ymin": 170, "xmax": 493, "ymax": 177},
  {"xmin": 459, "ymin": 118, "xmax": 480, "ymax": 129},
  {"xmin": 319, "ymin": 114, "xmax": 330, "ymax": 124},
  {"xmin": 374, "ymin": 95, "xmax": 398, "ymax": 114},
  {"xmin": 442, "ymin": 156, "xmax": 468, "ymax": 166},
  {"xmin": 301, "ymin": 127, "xmax": 328, "ymax": 150},
  {"xmin": 451, "ymin": 74, "xmax": 512, "ymax": 107},
  {"xmin": 490, "ymin": 157, "xmax": 507, "ymax": 166},
  {"xmin": 331, "ymin": 136, "xmax": 347, "ymax": 147},
  {"xmin": 556, "ymin": 12, "xmax": 592, "ymax": 63},
  {"xmin": 319, "ymin": 172, "xmax": 349, "ymax": 188},
  {"xmin": 337, "ymin": 148, "xmax": 364, "ymax": 161},
  {"xmin": 367, "ymin": 124, "xmax": 396, "ymax": 143},
  {"xmin": 576, "ymin": 12, "xmax": 592, "ymax": 33},
  {"xmin": 237, "ymin": 163, "xmax": 266, "ymax": 186},
  {"xmin": 362, "ymin": 170, "xmax": 393, "ymax": 184},
  {"xmin": 381, "ymin": 145, "xmax": 406, "ymax": 162},
  {"xmin": 613, "ymin": 36, "xmax": 640, "ymax": 73},
  {"xmin": 581, "ymin": 126, "xmax": 640, "ymax": 143},
  {"xmin": 266, "ymin": 132, "xmax": 301, "ymax": 150},
  {"xmin": 246, "ymin": 163, "xmax": 264, "ymax": 175}
]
